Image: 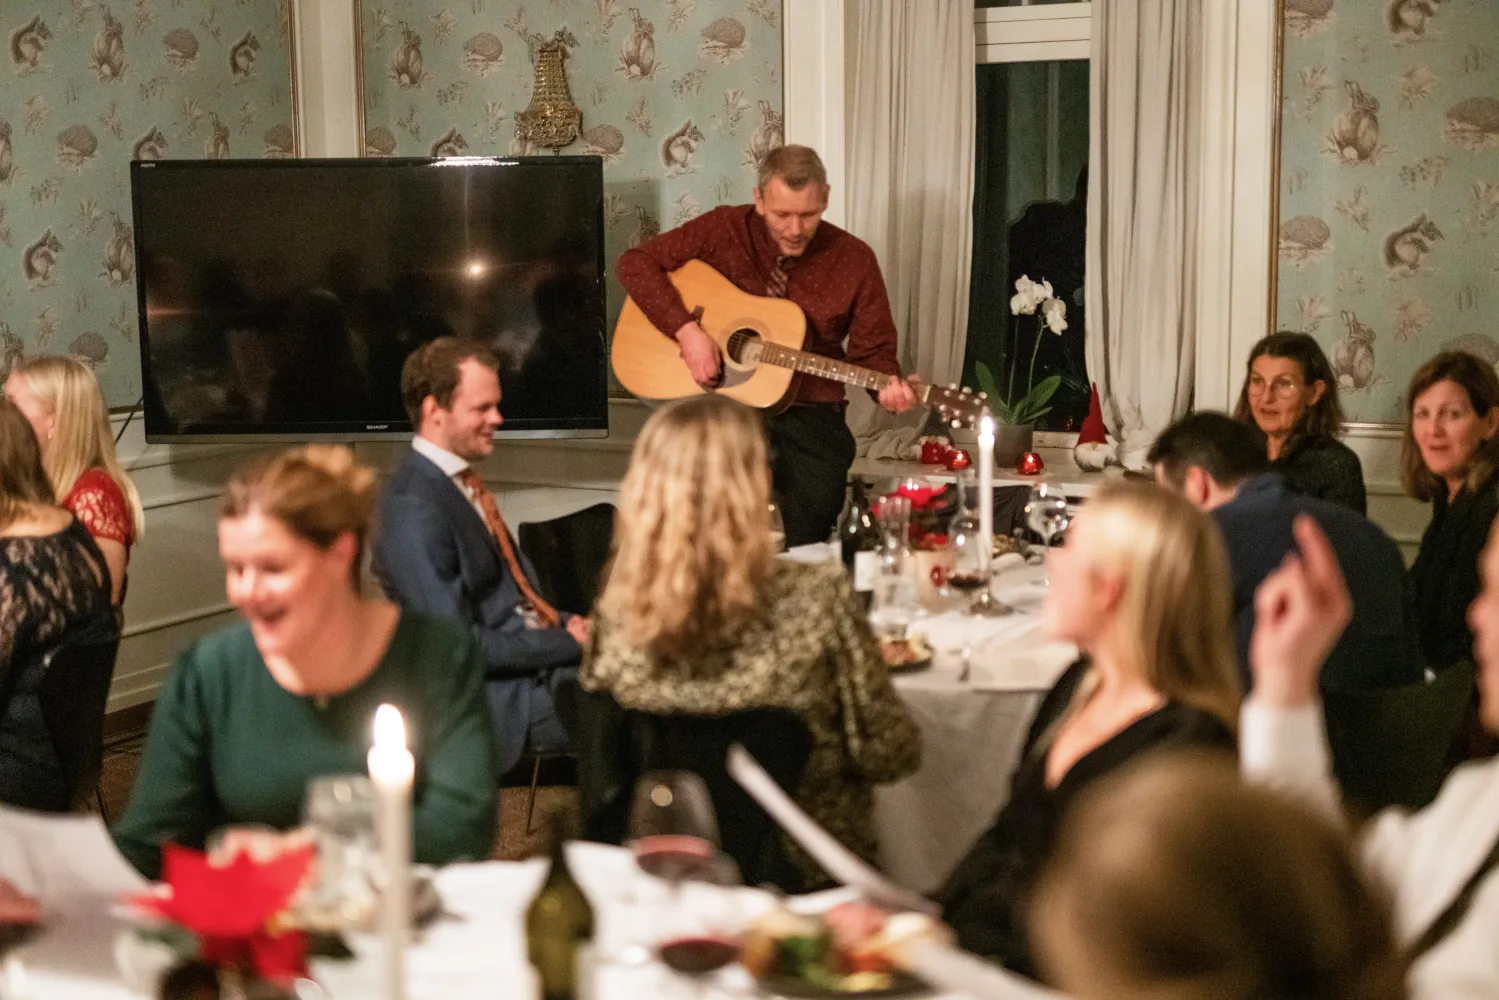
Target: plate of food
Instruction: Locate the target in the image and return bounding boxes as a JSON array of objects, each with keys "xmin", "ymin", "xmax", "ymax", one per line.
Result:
[
  {"xmin": 740, "ymin": 899, "xmax": 937, "ymax": 998},
  {"xmin": 879, "ymin": 634, "xmax": 932, "ymax": 673}
]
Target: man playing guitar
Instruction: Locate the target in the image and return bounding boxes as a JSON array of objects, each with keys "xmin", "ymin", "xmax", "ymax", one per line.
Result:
[{"xmin": 616, "ymin": 144, "xmax": 916, "ymax": 548}]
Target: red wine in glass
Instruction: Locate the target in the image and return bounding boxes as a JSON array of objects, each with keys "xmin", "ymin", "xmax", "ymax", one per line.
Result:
[
  {"xmin": 946, "ymin": 572, "xmax": 987, "ymax": 594},
  {"xmin": 658, "ymin": 935, "xmax": 740, "ymax": 976},
  {"xmin": 630, "ymin": 834, "xmax": 718, "ymax": 884}
]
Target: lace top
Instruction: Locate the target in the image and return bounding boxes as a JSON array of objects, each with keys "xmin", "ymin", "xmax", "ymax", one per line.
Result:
[
  {"xmin": 63, "ymin": 468, "xmax": 134, "ymax": 549},
  {"xmin": 581, "ymin": 559, "xmax": 922, "ymax": 886},
  {"xmin": 0, "ymin": 519, "xmax": 116, "ymax": 810}
]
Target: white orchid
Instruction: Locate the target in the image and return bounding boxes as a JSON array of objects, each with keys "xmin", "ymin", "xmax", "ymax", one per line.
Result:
[
  {"xmin": 1009, "ymin": 274, "xmax": 1052, "ymax": 316},
  {"xmin": 1042, "ymin": 296, "xmax": 1068, "ymax": 335}
]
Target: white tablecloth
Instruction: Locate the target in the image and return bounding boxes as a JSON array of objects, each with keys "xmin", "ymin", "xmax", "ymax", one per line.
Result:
[
  {"xmin": 783, "ymin": 545, "xmax": 1076, "ymax": 893},
  {"xmin": 877, "ymin": 564, "xmax": 1076, "ymax": 894},
  {"xmin": 27, "ymin": 843, "xmax": 976, "ymax": 1000}
]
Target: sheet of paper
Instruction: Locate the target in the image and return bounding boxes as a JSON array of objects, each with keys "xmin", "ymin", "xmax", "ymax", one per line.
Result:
[
  {"xmin": 726, "ymin": 745, "xmax": 937, "ymax": 915},
  {"xmin": 0, "ymin": 805, "xmax": 147, "ymax": 903}
]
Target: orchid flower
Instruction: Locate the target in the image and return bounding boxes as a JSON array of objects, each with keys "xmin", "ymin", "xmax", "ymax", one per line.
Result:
[
  {"xmin": 1010, "ymin": 275, "xmax": 1040, "ymax": 315},
  {"xmin": 1042, "ymin": 297, "xmax": 1068, "ymax": 335}
]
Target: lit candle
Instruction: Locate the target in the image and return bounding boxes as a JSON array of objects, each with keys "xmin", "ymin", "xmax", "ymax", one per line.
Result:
[
  {"xmin": 369, "ymin": 704, "xmax": 414, "ymax": 1000},
  {"xmin": 977, "ymin": 416, "xmax": 995, "ymax": 577}
]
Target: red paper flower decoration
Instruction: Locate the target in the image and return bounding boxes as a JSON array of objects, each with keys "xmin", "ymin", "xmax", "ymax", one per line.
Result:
[
  {"xmin": 130, "ymin": 843, "xmax": 315, "ymax": 982},
  {"xmin": 895, "ymin": 483, "xmax": 946, "ymax": 510}
]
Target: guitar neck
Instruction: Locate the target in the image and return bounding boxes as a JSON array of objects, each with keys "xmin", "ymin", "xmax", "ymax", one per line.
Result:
[{"xmin": 756, "ymin": 342, "xmax": 930, "ymax": 400}]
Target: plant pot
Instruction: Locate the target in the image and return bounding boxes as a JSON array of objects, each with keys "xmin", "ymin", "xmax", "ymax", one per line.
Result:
[{"xmin": 993, "ymin": 422, "xmax": 1035, "ymax": 469}]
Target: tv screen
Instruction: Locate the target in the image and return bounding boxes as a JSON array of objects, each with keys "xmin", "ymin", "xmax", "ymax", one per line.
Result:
[{"xmin": 131, "ymin": 157, "xmax": 609, "ymax": 440}]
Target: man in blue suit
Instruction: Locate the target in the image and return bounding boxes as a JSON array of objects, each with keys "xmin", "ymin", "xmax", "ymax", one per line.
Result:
[
  {"xmin": 1149, "ymin": 411, "xmax": 1423, "ymax": 693},
  {"xmin": 376, "ymin": 338, "xmax": 587, "ymax": 775}
]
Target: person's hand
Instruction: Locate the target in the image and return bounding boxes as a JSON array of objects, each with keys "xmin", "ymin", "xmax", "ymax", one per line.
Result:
[
  {"xmin": 1249, "ymin": 515, "xmax": 1352, "ymax": 708},
  {"xmin": 878, "ymin": 376, "xmax": 919, "ymax": 414},
  {"xmin": 675, "ymin": 322, "xmax": 722, "ymax": 388},
  {"xmin": 565, "ymin": 615, "xmax": 591, "ymax": 646},
  {"xmin": 0, "ymin": 878, "xmax": 39, "ymax": 924}
]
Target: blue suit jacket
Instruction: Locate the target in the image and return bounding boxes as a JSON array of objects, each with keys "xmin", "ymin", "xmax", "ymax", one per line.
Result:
[
  {"xmin": 1214, "ymin": 473, "xmax": 1424, "ymax": 692},
  {"xmin": 375, "ymin": 448, "xmax": 580, "ymax": 773}
]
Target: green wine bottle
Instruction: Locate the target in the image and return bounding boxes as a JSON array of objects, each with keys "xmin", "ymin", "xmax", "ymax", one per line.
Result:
[{"xmin": 526, "ymin": 818, "xmax": 596, "ymax": 1000}]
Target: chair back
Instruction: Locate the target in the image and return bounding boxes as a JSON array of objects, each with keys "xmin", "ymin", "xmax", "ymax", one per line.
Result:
[
  {"xmin": 37, "ymin": 633, "xmax": 122, "ymax": 812},
  {"xmin": 1323, "ymin": 660, "xmax": 1475, "ymax": 813},
  {"xmin": 517, "ymin": 503, "xmax": 617, "ymax": 615},
  {"xmin": 571, "ymin": 685, "xmax": 813, "ymax": 891}
]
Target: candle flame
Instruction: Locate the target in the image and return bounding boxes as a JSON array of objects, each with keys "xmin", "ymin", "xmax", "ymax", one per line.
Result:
[
  {"xmin": 373, "ymin": 704, "xmax": 406, "ymax": 750},
  {"xmin": 979, "ymin": 414, "xmax": 995, "ymax": 441}
]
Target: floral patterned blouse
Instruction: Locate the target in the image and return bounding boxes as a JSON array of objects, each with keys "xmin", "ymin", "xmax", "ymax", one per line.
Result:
[
  {"xmin": 581, "ymin": 559, "xmax": 922, "ymax": 886},
  {"xmin": 63, "ymin": 468, "xmax": 134, "ymax": 550}
]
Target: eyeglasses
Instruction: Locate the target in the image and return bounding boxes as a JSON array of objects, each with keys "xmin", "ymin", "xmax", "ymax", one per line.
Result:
[{"xmin": 1247, "ymin": 376, "xmax": 1304, "ymax": 399}]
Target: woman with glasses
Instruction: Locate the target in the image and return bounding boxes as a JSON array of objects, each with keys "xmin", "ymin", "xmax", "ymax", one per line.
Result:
[{"xmin": 1233, "ymin": 332, "xmax": 1366, "ymax": 514}]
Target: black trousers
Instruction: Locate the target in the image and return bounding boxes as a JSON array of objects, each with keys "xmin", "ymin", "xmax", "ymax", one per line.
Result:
[{"xmin": 766, "ymin": 404, "xmax": 857, "ymax": 548}]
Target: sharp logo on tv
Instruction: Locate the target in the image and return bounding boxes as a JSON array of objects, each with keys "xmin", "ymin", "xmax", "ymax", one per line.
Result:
[{"xmin": 130, "ymin": 158, "xmax": 609, "ymax": 442}]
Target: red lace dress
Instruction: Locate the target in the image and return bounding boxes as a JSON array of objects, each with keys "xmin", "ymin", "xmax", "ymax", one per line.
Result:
[{"xmin": 63, "ymin": 468, "xmax": 135, "ymax": 552}]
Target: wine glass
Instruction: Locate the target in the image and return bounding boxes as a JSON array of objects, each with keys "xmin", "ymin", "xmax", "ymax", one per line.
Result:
[
  {"xmin": 767, "ymin": 502, "xmax": 786, "ymax": 553},
  {"xmin": 627, "ymin": 771, "xmax": 721, "ymax": 887},
  {"xmin": 1024, "ymin": 482, "xmax": 1071, "ymax": 585},
  {"xmin": 655, "ymin": 856, "xmax": 743, "ymax": 999}
]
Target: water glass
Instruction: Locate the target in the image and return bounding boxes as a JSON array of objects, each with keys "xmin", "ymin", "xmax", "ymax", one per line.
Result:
[{"xmin": 298, "ymin": 775, "xmax": 379, "ymax": 931}]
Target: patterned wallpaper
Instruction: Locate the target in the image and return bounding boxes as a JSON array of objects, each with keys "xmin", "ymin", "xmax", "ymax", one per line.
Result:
[
  {"xmin": 1276, "ymin": 0, "xmax": 1499, "ymax": 424},
  {"xmin": 1, "ymin": 2, "xmax": 296, "ymax": 408},
  {"xmin": 356, "ymin": 0, "xmax": 784, "ymax": 331}
]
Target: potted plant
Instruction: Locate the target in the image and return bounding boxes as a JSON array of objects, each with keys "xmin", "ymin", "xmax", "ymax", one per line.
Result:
[{"xmin": 973, "ymin": 275, "xmax": 1069, "ymax": 467}]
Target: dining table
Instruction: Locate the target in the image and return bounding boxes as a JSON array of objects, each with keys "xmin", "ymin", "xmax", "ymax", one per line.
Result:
[
  {"xmin": 782, "ymin": 545, "xmax": 1078, "ymax": 895},
  {"xmin": 22, "ymin": 839, "xmax": 991, "ymax": 1000}
]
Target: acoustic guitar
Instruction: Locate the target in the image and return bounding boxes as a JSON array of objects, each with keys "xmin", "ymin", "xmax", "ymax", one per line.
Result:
[{"xmin": 611, "ymin": 260, "xmax": 992, "ymax": 427}]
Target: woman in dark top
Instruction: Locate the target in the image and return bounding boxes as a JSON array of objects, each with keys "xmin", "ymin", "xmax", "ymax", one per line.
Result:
[
  {"xmin": 114, "ymin": 446, "xmax": 496, "ymax": 879},
  {"xmin": 0, "ymin": 398, "xmax": 116, "ymax": 811},
  {"xmin": 1403, "ymin": 351, "xmax": 1499, "ymax": 669},
  {"xmin": 1234, "ymin": 331, "xmax": 1366, "ymax": 514},
  {"xmin": 935, "ymin": 482, "xmax": 1241, "ymax": 977}
]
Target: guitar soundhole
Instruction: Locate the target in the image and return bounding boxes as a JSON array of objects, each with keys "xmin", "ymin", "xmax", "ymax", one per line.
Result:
[{"xmin": 725, "ymin": 328, "xmax": 763, "ymax": 366}]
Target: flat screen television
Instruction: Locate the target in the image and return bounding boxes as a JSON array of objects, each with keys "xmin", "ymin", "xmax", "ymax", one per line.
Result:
[{"xmin": 130, "ymin": 157, "xmax": 609, "ymax": 441}]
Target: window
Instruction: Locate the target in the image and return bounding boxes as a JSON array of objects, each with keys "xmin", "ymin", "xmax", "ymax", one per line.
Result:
[{"xmin": 966, "ymin": 5, "xmax": 1092, "ymax": 432}]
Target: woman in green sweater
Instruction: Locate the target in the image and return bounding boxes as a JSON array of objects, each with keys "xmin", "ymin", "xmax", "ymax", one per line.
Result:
[{"xmin": 113, "ymin": 446, "xmax": 497, "ymax": 879}]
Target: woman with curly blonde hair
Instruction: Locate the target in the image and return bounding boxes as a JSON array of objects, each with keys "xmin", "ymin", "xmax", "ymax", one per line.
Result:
[
  {"xmin": 583, "ymin": 395, "xmax": 920, "ymax": 885},
  {"xmin": 6, "ymin": 355, "xmax": 144, "ymax": 605},
  {"xmin": 113, "ymin": 445, "xmax": 496, "ymax": 879}
]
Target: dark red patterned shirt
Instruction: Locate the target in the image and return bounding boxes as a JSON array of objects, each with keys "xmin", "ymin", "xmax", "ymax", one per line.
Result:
[{"xmin": 616, "ymin": 204, "xmax": 902, "ymax": 405}]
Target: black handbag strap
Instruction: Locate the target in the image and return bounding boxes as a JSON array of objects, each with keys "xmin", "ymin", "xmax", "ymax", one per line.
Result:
[{"xmin": 1405, "ymin": 830, "xmax": 1499, "ymax": 961}]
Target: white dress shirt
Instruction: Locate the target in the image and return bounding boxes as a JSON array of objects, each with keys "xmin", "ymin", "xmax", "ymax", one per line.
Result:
[
  {"xmin": 1242, "ymin": 699, "xmax": 1499, "ymax": 1000},
  {"xmin": 412, "ymin": 435, "xmax": 486, "ymax": 522}
]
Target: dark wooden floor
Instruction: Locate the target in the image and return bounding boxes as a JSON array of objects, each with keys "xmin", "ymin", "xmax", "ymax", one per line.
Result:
[{"xmin": 98, "ymin": 731, "xmax": 578, "ymax": 862}]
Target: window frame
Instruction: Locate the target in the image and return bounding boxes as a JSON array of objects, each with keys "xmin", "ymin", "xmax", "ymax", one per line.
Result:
[{"xmin": 975, "ymin": 4, "xmax": 1091, "ymax": 65}]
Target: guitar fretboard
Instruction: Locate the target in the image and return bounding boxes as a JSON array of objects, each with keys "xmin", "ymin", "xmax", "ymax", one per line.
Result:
[{"xmin": 756, "ymin": 341, "xmax": 920, "ymax": 396}]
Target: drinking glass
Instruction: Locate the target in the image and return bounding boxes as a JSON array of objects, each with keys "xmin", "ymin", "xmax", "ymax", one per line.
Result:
[
  {"xmin": 298, "ymin": 775, "xmax": 379, "ymax": 931},
  {"xmin": 767, "ymin": 502, "xmax": 786, "ymax": 553},
  {"xmin": 1024, "ymin": 483, "xmax": 1071, "ymax": 585},
  {"xmin": 868, "ymin": 497, "xmax": 917, "ymax": 641},
  {"xmin": 626, "ymin": 772, "xmax": 721, "ymax": 881},
  {"xmin": 655, "ymin": 857, "xmax": 744, "ymax": 1000}
]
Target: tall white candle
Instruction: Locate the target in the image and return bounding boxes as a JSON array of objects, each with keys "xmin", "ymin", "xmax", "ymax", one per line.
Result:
[
  {"xmin": 977, "ymin": 416, "xmax": 995, "ymax": 575},
  {"xmin": 369, "ymin": 704, "xmax": 414, "ymax": 1000}
]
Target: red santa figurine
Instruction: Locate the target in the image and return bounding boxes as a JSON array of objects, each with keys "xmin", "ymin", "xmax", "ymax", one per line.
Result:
[{"xmin": 1073, "ymin": 384, "xmax": 1115, "ymax": 471}]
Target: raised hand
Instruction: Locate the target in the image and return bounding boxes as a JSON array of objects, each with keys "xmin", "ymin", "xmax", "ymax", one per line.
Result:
[{"xmin": 1249, "ymin": 515, "xmax": 1352, "ymax": 707}]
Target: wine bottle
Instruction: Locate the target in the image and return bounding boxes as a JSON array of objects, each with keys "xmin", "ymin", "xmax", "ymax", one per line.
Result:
[
  {"xmin": 526, "ymin": 818, "xmax": 595, "ymax": 1000},
  {"xmin": 837, "ymin": 481, "xmax": 880, "ymax": 607}
]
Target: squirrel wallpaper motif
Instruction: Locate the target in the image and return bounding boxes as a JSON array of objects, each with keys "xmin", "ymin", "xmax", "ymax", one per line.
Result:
[
  {"xmin": 1278, "ymin": 0, "xmax": 1499, "ymax": 421},
  {"xmin": 358, "ymin": 0, "xmax": 783, "ymax": 346},
  {"xmin": 0, "ymin": 3, "xmax": 294, "ymax": 405}
]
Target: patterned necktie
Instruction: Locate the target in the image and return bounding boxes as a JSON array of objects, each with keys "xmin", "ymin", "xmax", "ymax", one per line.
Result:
[
  {"xmin": 456, "ymin": 468, "xmax": 560, "ymax": 628},
  {"xmin": 765, "ymin": 255, "xmax": 792, "ymax": 298}
]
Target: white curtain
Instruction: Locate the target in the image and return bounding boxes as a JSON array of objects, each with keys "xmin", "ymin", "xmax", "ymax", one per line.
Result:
[
  {"xmin": 846, "ymin": 0, "xmax": 976, "ymax": 456},
  {"xmin": 1085, "ymin": 0, "xmax": 1202, "ymax": 469}
]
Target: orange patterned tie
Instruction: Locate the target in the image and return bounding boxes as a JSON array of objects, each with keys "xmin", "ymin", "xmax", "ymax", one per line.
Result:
[{"xmin": 457, "ymin": 469, "xmax": 560, "ymax": 628}]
